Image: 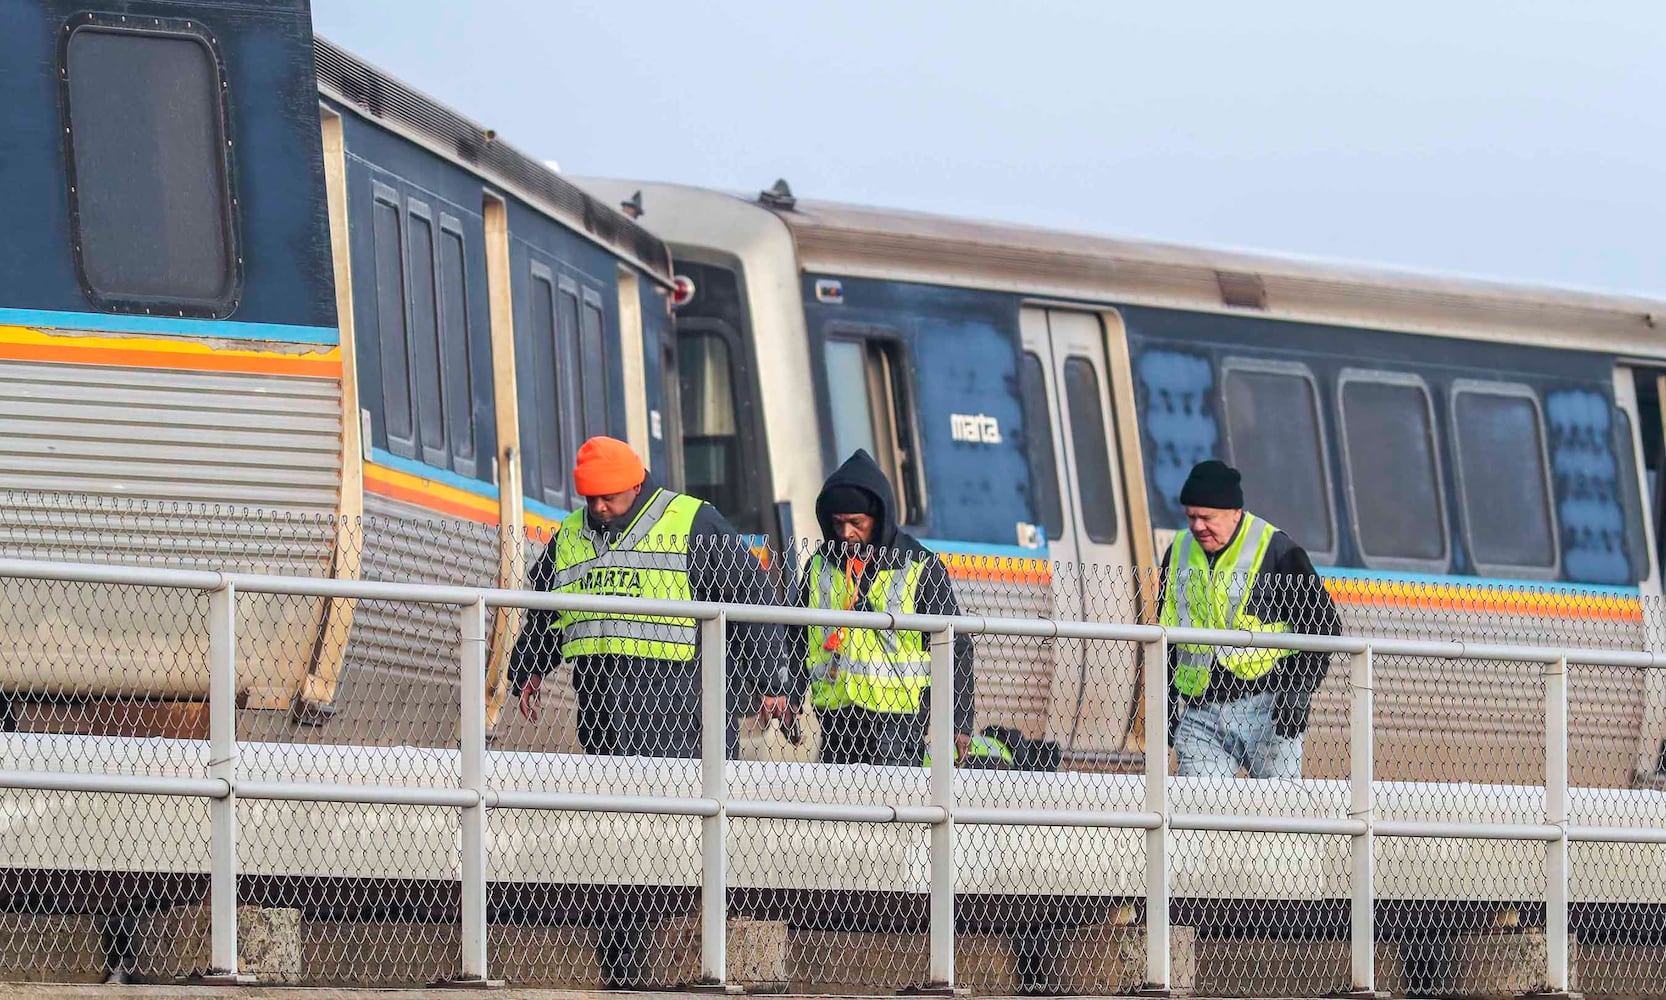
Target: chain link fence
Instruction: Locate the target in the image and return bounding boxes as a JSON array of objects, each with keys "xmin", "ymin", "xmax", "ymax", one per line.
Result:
[{"xmin": 0, "ymin": 493, "xmax": 1663, "ymax": 996}]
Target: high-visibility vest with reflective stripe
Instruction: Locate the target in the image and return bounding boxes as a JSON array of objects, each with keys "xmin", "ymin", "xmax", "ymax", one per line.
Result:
[
  {"xmin": 806, "ymin": 552, "xmax": 932, "ymax": 714},
  {"xmin": 1158, "ymin": 513, "xmax": 1295, "ymax": 698},
  {"xmin": 548, "ymin": 488, "xmax": 702, "ymax": 662}
]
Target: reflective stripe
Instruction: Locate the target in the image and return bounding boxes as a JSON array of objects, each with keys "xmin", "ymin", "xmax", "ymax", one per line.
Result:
[
  {"xmin": 600, "ymin": 489, "xmax": 677, "ymax": 553},
  {"xmin": 1161, "ymin": 513, "xmax": 1295, "ymax": 696},
  {"xmin": 548, "ymin": 549, "xmax": 688, "ymax": 590},
  {"xmin": 562, "ymin": 617, "xmax": 699, "ymax": 648},
  {"xmin": 823, "ymin": 656, "xmax": 934, "ymax": 679}
]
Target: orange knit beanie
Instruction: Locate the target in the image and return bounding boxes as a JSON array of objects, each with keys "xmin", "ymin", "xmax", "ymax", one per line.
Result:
[{"xmin": 573, "ymin": 436, "xmax": 646, "ymax": 497}]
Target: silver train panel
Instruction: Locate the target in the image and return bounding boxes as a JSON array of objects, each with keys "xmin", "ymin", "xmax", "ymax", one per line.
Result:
[
  {"xmin": 0, "ymin": 360, "xmax": 340, "ymax": 701},
  {"xmin": 325, "ymin": 493, "xmax": 500, "ymax": 745}
]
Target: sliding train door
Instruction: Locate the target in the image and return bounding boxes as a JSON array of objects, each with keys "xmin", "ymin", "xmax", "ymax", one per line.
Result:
[{"xmin": 1019, "ymin": 306, "xmax": 1138, "ymax": 754}]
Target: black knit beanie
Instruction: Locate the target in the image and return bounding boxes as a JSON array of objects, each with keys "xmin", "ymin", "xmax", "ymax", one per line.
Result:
[
  {"xmin": 1178, "ymin": 460, "xmax": 1243, "ymax": 509},
  {"xmin": 820, "ymin": 484, "xmax": 882, "ymax": 518}
]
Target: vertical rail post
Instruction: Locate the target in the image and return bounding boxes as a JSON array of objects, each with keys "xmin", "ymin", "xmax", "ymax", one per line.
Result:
[
  {"xmin": 208, "ymin": 583, "xmax": 240, "ymax": 980},
  {"xmin": 1143, "ymin": 634, "xmax": 1170, "ymax": 995},
  {"xmin": 700, "ymin": 612, "xmax": 729, "ymax": 986},
  {"xmin": 1545, "ymin": 654, "xmax": 1571, "ymax": 995},
  {"xmin": 928, "ymin": 624, "xmax": 957, "ymax": 990},
  {"xmin": 459, "ymin": 597, "xmax": 490, "ymax": 983},
  {"xmin": 1350, "ymin": 646, "xmax": 1381, "ymax": 996}
]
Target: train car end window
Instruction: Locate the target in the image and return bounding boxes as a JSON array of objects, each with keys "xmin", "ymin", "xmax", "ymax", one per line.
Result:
[
  {"xmin": 1339, "ymin": 371, "xmax": 1449, "ymax": 570},
  {"xmin": 1451, "ymin": 382, "xmax": 1557, "ymax": 577},
  {"xmin": 406, "ymin": 203, "xmax": 445, "ymax": 466},
  {"xmin": 580, "ymin": 293, "xmax": 609, "ymax": 439},
  {"xmin": 371, "ymin": 188, "xmax": 412, "ymax": 453},
  {"xmin": 62, "ymin": 21, "xmax": 238, "ymax": 315},
  {"xmin": 1062, "ymin": 357, "xmax": 1118, "ymax": 544},
  {"xmin": 680, "ymin": 331, "xmax": 743, "ymax": 517},
  {"xmin": 1019, "ymin": 352, "xmax": 1063, "ymax": 543},
  {"xmin": 1221, "ymin": 360, "xmax": 1335, "ymax": 561},
  {"xmin": 528, "ymin": 268, "xmax": 565, "ymax": 508},
  {"xmin": 823, "ymin": 333, "xmax": 925, "ymax": 525},
  {"xmin": 437, "ymin": 222, "xmax": 474, "ymax": 468}
]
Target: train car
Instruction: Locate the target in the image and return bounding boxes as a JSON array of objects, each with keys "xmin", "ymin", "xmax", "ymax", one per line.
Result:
[
  {"xmin": 0, "ymin": 1, "xmax": 675, "ymax": 743},
  {"xmin": 575, "ymin": 178, "xmax": 1666, "ymax": 787}
]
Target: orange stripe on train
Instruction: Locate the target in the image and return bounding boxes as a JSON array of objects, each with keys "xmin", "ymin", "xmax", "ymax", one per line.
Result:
[{"xmin": 0, "ymin": 326, "xmax": 340, "ymax": 378}]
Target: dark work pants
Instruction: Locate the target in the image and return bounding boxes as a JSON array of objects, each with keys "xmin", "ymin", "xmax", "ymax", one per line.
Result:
[
  {"xmin": 569, "ymin": 656, "xmax": 741, "ymax": 986},
  {"xmin": 817, "ymin": 706, "xmax": 928, "ymax": 766}
]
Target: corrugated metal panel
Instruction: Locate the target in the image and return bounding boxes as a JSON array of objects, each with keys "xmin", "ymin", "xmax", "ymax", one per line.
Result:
[
  {"xmin": 953, "ymin": 574, "xmax": 1056, "ymax": 739},
  {"xmin": 0, "ymin": 361, "xmax": 339, "ymax": 701},
  {"xmin": 321, "ymin": 493, "xmax": 501, "ymax": 748},
  {"xmin": 0, "ymin": 362, "xmax": 342, "ymax": 507},
  {"xmin": 1306, "ymin": 606, "xmax": 1646, "ymax": 788}
]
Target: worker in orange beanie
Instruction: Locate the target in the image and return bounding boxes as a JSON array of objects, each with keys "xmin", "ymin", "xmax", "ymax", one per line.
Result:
[
  {"xmin": 509, "ymin": 436, "xmax": 786, "ymax": 984},
  {"xmin": 511, "ymin": 435, "xmax": 786, "ymax": 735}
]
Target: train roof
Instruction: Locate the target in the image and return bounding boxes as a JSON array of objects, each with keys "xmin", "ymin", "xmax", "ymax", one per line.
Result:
[
  {"xmin": 312, "ymin": 37, "xmax": 673, "ymax": 286},
  {"xmin": 756, "ymin": 189, "xmax": 1666, "ymax": 356}
]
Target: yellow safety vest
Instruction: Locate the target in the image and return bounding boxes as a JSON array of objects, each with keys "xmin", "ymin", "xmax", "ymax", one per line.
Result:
[
  {"xmin": 548, "ymin": 488, "xmax": 702, "ymax": 662},
  {"xmin": 1158, "ymin": 513, "xmax": 1295, "ymax": 698},
  {"xmin": 806, "ymin": 552, "xmax": 932, "ymax": 714}
]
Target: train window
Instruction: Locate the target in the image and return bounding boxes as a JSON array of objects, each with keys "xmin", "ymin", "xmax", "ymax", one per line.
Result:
[
  {"xmin": 826, "ymin": 340, "xmax": 880, "ymax": 460},
  {"xmin": 1614, "ymin": 408, "xmax": 1650, "ymax": 581},
  {"xmin": 1339, "ymin": 371, "xmax": 1449, "ymax": 569},
  {"xmin": 1451, "ymin": 384, "xmax": 1556, "ymax": 575},
  {"xmin": 823, "ymin": 333, "xmax": 924, "ymax": 524},
  {"xmin": 1134, "ymin": 349, "xmax": 1218, "ymax": 529},
  {"xmin": 1546, "ymin": 388, "xmax": 1637, "ymax": 585},
  {"xmin": 371, "ymin": 189, "xmax": 412, "ymax": 451},
  {"xmin": 1221, "ymin": 361, "xmax": 1335, "ymax": 560},
  {"xmin": 437, "ymin": 221, "xmax": 474, "ymax": 467},
  {"xmin": 1019, "ymin": 352, "xmax": 1063, "ymax": 543},
  {"xmin": 406, "ymin": 203, "xmax": 445, "ymax": 465},
  {"xmin": 1063, "ymin": 357, "xmax": 1118, "ymax": 544},
  {"xmin": 581, "ymin": 293, "xmax": 609, "ymax": 439},
  {"xmin": 556, "ymin": 284, "xmax": 583, "ymax": 463},
  {"xmin": 62, "ymin": 23, "xmax": 237, "ymax": 314},
  {"xmin": 680, "ymin": 331, "xmax": 744, "ymax": 517},
  {"xmin": 527, "ymin": 267, "xmax": 565, "ymax": 507}
]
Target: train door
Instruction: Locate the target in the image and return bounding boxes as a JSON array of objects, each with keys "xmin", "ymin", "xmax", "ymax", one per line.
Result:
[
  {"xmin": 1019, "ymin": 306, "xmax": 1138, "ymax": 753},
  {"xmin": 1616, "ymin": 365, "xmax": 1666, "ymax": 780}
]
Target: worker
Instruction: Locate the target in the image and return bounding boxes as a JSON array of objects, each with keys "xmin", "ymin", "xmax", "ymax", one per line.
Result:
[
  {"xmin": 1160, "ymin": 459, "xmax": 1340, "ymax": 779},
  {"xmin": 774, "ymin": 449, "xmax": 975, "ymax": 766},
  {"xmin": 509, "ymin": 437, "xmax": 786, "ymax": 987}
]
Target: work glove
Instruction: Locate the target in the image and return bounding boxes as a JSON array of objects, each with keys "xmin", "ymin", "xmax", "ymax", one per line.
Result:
[{"xmin": 1273, "ymin": 688, "xmax": 1312, "ymax": 740}]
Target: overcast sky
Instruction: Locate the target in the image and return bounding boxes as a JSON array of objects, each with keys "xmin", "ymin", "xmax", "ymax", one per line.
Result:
[{"xmin": 313, "ymin": 1, "xmax": 1666, "ymax": 299}]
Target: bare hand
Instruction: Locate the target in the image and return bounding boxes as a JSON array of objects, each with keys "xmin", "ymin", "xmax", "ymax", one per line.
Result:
[
  {"xmin": 519, "ymin": 674, "xmax": 543, "ymax": 722},
  {"xmin": 757, "ymin": 695, "xmax": 792, "ymax": 726},
  {"xmin": 955, "ymin": 732, "xmax": 973, "ymax": 764}
]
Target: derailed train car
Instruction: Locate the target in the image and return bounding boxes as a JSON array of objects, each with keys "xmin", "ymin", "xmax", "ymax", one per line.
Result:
[{"xmin": 0, "ymin": 1, "xmax": 675, "ymax": 741}]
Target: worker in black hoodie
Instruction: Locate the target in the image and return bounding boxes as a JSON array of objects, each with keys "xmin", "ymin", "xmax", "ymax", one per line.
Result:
[{"xmin": 776, "ymin": 449, "xmax": 976, "ymax": 766}]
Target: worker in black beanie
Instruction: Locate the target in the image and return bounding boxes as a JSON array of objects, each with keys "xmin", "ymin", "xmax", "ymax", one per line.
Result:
[{"xmin": 1157, "ymin": 459, "xmax": 1340, "ymax": 778}]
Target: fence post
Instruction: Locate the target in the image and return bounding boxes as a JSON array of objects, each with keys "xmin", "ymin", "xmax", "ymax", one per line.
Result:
[
  {"xmin": 1349, "ymin": 646, "xmax": 1382, "ymax": 997},
  {"xmin": 700, "ymin": 612, "xmax": 729, "ymax": 986},
  {"xmin": 458, "ymin": 597, "xmax": 491, "ymax": 984},
  {"xmin": 1545, "ymin": 654, "xmax": 1572, "ymax": 996},
  {"xmin": 1142, "ymin": 634, "xmax": 1170, "ymax": 995},
  {"xmin": 208, "ymin": 583, "xmax": 241, "ymax": 981},
  {"xmin": 927, "ymin": 623, "xmax": 957, "ymax": 991}
]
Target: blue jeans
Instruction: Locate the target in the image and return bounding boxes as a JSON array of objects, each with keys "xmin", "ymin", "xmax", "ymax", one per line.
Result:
[{"xmin": 1173, "ymin": 691, "xmax": 1304, "ymax": 779}]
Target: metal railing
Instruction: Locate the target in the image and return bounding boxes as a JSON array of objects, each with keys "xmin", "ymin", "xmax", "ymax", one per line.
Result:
[{"xmin": 1, "ymin": 556, "xmax": 1663, "ymax": 995}]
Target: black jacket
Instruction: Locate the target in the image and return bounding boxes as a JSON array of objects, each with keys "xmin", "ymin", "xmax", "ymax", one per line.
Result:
[
  {"xmin": 1161, "ymin": 514, "xmax": 1341, "ymax": 739},
  {"xmin": 787, "ymin": 450, "xmax": 977, "ymax": 735},
  {"xmin": 508, "ymin": 474, "xmax": 788, "ymax": 700}
]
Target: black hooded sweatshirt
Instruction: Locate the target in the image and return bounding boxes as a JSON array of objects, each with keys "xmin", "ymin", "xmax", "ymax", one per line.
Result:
[
  {"xmin": 508, "ymin": 472, "xmax": 788, "ymax": 702},
  {"xmin": 788, "ymin": 450, "xmax": 976, "ymax": 735}
]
